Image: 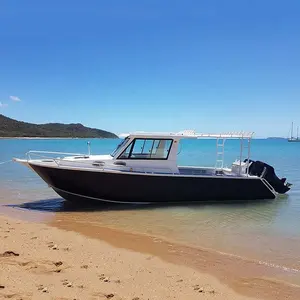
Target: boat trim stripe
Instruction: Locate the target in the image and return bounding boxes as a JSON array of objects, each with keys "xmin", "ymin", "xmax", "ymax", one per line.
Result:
[{"xmin": 51, "ymin": 186, "xmax": 151, "ymax": 205}]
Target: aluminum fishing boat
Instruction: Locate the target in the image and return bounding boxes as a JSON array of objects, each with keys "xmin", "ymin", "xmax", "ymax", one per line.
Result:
[{"xmin": 14, "ymin": 130, "xmax": 291, "ymax": 204}]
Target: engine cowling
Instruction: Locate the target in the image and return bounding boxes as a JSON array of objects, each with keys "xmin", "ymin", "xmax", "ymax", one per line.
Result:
[{"xmin": 245, "ymin": 159, "xmax": 291, "ymax": 194}]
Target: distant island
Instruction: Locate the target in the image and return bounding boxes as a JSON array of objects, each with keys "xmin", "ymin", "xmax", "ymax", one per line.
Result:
[
  {"xmin": 266, "ymin": 137, "xmax": 287, "ymax": 140},
  {"xmin": 0, "ymin": 114, "xmax": 117, "ymax": 138}
]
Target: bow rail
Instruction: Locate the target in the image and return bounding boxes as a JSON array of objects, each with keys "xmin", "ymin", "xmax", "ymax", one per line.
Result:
[{"xmin": 26, "ymin": 150, "xmax": 87, "ymax": 161}]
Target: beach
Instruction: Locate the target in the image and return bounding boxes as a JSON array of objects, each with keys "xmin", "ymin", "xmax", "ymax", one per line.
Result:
[
  {"xmin": 0, "ymin": 214, "xmax": 259, "ymax": 300},
  {"xmin": 1, "ymin": 0, "xmax": 299, "ymax": 297}
]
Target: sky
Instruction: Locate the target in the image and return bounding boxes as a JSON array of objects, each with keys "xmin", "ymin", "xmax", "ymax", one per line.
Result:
[{"xmin": 0, "ymin": 0, "xmax": 300, "ymax": 137}]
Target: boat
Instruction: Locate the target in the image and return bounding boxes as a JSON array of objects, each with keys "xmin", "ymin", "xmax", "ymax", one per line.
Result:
[
  {"xmin": 288, "ymin": 122, "xmax": 300, "ymax": 142},
  {"xmin": 14, "ymin": 130, "xmax": 291, "ymax": 204}
]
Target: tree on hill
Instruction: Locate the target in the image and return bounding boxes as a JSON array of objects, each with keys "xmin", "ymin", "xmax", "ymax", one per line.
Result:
[{"xmin": 0, "ymin": 114, "xmax": 117, "ymax": 138}]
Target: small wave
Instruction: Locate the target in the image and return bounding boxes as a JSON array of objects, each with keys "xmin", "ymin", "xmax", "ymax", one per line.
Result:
[
  {"xmin": 257, "ymin": 260, "xmax": 300, "ymax": 273},
  {"xmin": 215, "ymin": 249, "xmax": 300, "ymax": 274}
]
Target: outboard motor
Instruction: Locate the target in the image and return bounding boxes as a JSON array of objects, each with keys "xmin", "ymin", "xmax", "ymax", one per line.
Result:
[{"xmin": 244, "ymin": 159, "xmax": 292, "ymax": 194}]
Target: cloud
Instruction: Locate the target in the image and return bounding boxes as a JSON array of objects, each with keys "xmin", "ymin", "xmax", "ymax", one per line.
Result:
[
  {"xmin": 0, "ymin": 102, "xmax": 8, "ymax": 108},
  {"xmin": 10, "ymin": 95, "xmax": 21, "ymax": 102}
]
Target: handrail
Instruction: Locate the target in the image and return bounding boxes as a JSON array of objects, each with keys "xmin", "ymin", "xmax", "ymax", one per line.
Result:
[
  {"xmin": 26, "ymin": 150, "xmax": 87, "ymax": 160},
  {"xmin": 259, "ymin": 166, "xmax": 277, "ymax": 196},
  {"xmin": 26, "ymin": 150, "xmax": 86, "ymax": 156},
  {"xmin": 26, "ymin": 151, "xmax": 89, "ymax": 167},
  {"xmin": 261, "ymin": 178, "xmax": 277, "ymax": 196}
]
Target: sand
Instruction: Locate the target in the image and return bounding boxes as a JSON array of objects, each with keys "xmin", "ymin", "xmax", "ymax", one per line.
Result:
[
  {"xmin": 50, "ymin": 216, "xmax": 300, "ymax": 300},
  {"xmin": 0, "ymin": 214, "xmax": 258, "ymax": 300}
]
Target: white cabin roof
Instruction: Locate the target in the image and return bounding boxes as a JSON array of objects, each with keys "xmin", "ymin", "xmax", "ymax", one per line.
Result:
[{"xmin": 119, "ymin": 130, "xmax": 254, "ymax": 140}]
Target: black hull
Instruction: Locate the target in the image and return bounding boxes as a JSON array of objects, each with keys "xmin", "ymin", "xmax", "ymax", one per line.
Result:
[{"xmin": 29, "ymin": 164, "xmax": 276, "ymax": 204}]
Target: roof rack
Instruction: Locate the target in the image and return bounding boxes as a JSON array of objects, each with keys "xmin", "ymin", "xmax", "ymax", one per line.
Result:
[
  {"xmin": 119, "ymin": 130, "xmax": 254, "ymax": 139},
  {"xmin": 175, "ymin": 130, "xmax": 254, "ymax": 139}
]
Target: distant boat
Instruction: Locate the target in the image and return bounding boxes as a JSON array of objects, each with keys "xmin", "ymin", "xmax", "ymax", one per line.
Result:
[{"xmin": 288, "ymin": 122, "xmax": 300, "ymax": 142}]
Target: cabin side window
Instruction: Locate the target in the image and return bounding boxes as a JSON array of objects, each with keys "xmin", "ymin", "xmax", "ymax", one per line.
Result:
[
  {"xmin": 117, "ymin": 139, "xmax": 173, "ymax": 160},
  {"xmin": 118, "ymin": 141, "xmax": 134, "ymax": 159},
  {"xmin": 111, "ymin": 137, "xmax": 129, "ymax": 157}
]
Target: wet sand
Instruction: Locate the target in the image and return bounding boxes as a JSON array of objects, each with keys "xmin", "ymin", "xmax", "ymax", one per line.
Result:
[
  {"xmin": 50, "ymin": 216, "xmax": 300, "ymax": 300},
  {"xmin": 0, "ymin": 214, "xmax": 258, "ymax": 300}
]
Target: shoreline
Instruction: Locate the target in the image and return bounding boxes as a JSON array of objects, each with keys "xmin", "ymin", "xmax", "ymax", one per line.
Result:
[
  {"xmin": 0, "ymin": 213, "xmax": 258, "ymax": 300},
  {"xmin": 0, "ymin": 208, "xmax": 299, "ymax": 299},
  {"xmin": 49, "ymin": 215, "xmax": 300, "ymax": 300}
]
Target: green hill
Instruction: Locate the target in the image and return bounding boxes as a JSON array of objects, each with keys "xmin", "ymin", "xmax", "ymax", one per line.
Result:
[{"xmin": 0, "ymin": 114, "xmax": 117, "ymax": 138}]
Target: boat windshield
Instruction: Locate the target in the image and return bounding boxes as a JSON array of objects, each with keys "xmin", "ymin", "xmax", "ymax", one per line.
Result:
[{"xmin": 110, "ymin": 137, "xmax": 129, "ymax": 157}]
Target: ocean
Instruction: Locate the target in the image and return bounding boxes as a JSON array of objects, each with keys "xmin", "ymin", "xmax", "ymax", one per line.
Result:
[{"xmin": 1, "ymin": 137, "xmax": 300, "ymax": 285}]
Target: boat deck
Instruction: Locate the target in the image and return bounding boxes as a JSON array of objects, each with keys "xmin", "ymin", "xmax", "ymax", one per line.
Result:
[
  {"xmin": 178, "ymin": 166, "xmax": 216, "ymax": 176},
  {"xmin": 178, "ymin": 166, "xmax": 241, "ymax": 177},
  {"xmin": 21, "ymin": 159, "xmax": 250, "ymax": 178}
]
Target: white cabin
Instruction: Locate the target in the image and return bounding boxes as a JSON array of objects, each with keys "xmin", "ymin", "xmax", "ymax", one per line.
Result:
[{"xmin": 23, "ymin": 130, "xmax": 254, "ymax": 177}]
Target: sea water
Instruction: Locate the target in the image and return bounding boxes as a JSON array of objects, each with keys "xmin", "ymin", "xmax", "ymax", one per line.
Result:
[{"xmin": 1, "ymin": 138, "xmax": 300, "ymax": 281}]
